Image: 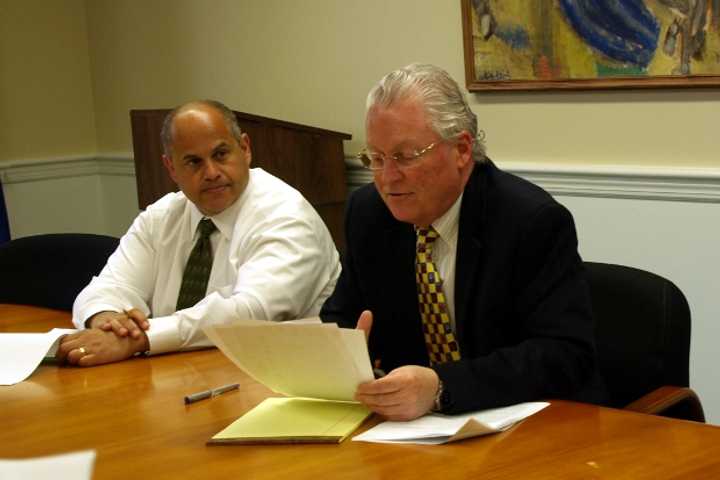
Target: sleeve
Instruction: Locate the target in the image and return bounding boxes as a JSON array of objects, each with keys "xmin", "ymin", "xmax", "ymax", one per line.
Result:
[
  {"xmin": 146, "ymin": 205, "xmax": 340, "ymax": 354},
  {"xmin": 72, "ymin": 212, "xmax": 156, "ymax": 328},
  {"xmin": 434, "ymin": 203, "xmax": 599, "ymax": 413},
  {"xmin": 320, "ymin": 193, "xmax": 363, "ymax": 329}
]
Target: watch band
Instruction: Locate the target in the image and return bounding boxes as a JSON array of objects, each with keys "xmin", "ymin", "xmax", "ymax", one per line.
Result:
[{"xmin": 433, "ymin": 380, "xmax": 445, "ymax": 412}]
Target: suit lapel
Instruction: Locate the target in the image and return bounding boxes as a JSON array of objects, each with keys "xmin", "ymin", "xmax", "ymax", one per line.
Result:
[
  {"xmin": 454, "ymin": 165, "xmax": 488, "ymax": 344},
  {"xmin": 382, "ymin": 221, "xmax": 417, "ymax": 314}
]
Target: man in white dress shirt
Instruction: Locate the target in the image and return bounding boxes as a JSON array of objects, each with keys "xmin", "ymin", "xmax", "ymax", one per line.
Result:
[{"xmin": 57, "ymin": 100, "xmax": 340, "ymax": 366}]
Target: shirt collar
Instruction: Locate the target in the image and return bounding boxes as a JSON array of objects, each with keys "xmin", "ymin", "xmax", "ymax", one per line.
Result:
[{"xmin": 427, "ymin": 192, "xmax": 463, "ymax": 248}]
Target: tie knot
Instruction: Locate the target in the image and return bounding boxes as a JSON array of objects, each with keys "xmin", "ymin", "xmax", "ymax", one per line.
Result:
[
  {"xmin": 416, "ymin": 227, "xmax": 439, "ymax": 252},
  {"xmin": 198, "ymin": 218, "xmax": 217, "ymax": 238}
]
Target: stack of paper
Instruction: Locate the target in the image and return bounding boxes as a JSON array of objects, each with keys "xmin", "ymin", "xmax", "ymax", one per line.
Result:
[
  {"xmin": 203, "ymin": 319, "xmax": 374, "ymax": 443},
  {"xmin": 0, "ymin": 329, "xmax": 76, "ymax": 385},
  {"xmin": 352, "ymin": 402, "xmax": 549, "ymax": 445},
  {"xmin": 0, "ymin": 450, "xmax": 96, "ymax": 480},
  {"xmin": 209, "ymin": 397, "xmax": 370, "ymax": 444}
]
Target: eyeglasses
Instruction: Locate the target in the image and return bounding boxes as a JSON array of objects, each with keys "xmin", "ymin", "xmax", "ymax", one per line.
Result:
[{"xmin": 357, "ymin": 141, "xmax": 440, "ymax": 171}]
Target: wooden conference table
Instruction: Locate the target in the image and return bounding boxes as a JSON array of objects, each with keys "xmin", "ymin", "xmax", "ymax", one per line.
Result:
[{"xmin": 2, "ymin": 304, "xmax": 720, "ymax": 479}]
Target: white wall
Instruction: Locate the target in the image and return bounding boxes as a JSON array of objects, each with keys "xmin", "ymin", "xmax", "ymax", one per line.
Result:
[
  {"xmin": 4, "ymin": 175, "xmax": 104, "ymax": 237},
  {"xmin": 0, "ymin": 157, "xmax": 138, "ymax": 239},
  {"xmin": 98, "ymin": 173, "xmax": 140, "ymax": 237}
]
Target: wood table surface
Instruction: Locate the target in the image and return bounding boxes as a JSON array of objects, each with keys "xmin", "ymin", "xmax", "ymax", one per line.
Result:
[{"xmin": 2, "ymin": 304, "xmax": 720, "ymax": 479}]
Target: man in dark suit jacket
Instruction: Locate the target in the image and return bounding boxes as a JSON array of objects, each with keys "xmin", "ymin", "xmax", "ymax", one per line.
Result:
[{"xmin": 321, "ymin": 63, "xmax": 604, "ymax": 420}]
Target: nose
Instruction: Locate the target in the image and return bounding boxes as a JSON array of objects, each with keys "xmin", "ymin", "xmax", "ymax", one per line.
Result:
[
  {"xmin": 378, "ymin": 159, "xmax": 404, "ymax": 183},
  {"xmin": 203, "ymin": 160, "xmax": 221, "ymax": 180}
]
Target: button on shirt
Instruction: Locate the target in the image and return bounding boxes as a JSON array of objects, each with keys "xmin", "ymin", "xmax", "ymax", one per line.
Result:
[{"xmin": 73, "ymin": 168, "xmax": 341, "ymax": 354}]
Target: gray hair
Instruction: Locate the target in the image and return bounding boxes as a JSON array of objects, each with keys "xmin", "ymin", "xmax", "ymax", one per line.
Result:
[
  {"xmin": 366, "ymin": 63, "xmax": 486, "ymax": 162},
  {"xmin": 160, "ymin": 99, "xmax": 243, "ymax": 156}
]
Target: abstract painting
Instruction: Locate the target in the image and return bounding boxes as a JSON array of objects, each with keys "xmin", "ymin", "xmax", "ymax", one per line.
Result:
[{"xmin": 461, "ymin": 0, "xmax": 720, "ymax": 90}]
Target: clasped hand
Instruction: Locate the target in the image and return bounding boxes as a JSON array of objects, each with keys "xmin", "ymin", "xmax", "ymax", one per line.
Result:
[
  {"xmin": 57, "ymin": 309, "xmax": 150, "ymax": 367},
  {"xmin": 354, "ymin": 310, "xmax": 439, "ymax": 421},
  {"xmin": 87, "ymin": 309, "xmax": 150, "ymax": 339}
]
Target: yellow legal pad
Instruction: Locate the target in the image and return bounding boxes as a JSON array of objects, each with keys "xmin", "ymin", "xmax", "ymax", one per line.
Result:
[{"xmin": 208, "ymin": 397, "xmax": 372, "ymax": 444}]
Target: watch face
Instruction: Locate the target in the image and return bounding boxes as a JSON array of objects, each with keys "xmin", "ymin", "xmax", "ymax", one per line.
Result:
[{"xmin": 440, "ymin": 387, "xmax": 451, "ymax": 409}]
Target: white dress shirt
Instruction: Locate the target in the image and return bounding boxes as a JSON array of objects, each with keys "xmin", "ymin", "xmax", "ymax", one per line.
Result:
[
  {"xmin": 73, "ymin": 168, "xmax": 341, "ymax": 354},
  {"xmin": 417, "ymin": 193, "xmax": 462, "ymax": 331}
]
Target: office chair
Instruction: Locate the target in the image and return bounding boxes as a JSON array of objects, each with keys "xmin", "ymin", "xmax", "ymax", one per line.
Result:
[
  {"xmin": 585, "ymin": 261, "xmax": 705, "ymax": 422},
  {"xmin": 0, "ymin": 233, "xmax": 119, "ymax": 311}
]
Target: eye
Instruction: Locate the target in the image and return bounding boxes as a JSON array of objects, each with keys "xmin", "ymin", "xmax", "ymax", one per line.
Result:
[
  {"xmin": 392, "ymin": 151, "xmax": 414, "ymax": 166},
  {"xmin": 213, "ymin": 148, "xmax": 229, "ymax": 161},
  {"xmin": 368, "ymin": 152, "xmax": 386, "ymax": 167},
  {"xmin": 185, "ymin": 157, "xmax": 201, "ymax": 167}
]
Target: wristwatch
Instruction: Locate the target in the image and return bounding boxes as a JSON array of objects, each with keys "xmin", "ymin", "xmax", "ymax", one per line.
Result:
[{"xmin": 433, "ymin": 379, "xmax": 449, "ymax": 412}]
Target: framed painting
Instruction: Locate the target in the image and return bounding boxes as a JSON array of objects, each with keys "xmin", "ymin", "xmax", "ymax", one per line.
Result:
[{"xmin": 461, "ymin": 0, "xmax": 720, "ymax": 91}]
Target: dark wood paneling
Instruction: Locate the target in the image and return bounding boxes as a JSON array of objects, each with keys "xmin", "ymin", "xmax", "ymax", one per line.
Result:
[
  {"xmin": 265, "ymin": 127, "xmax": 347, "ymax": 206},
  {"xmin": 129, "ymin": 109, "xmax": 351, "ymax": 250},
  {"xmin": 130, "ymin": 110, "xmax": 178, "ymax": 208},
  {"xmin": 234, "ymin": 117, "xmax": 268, "ymax": 170}
]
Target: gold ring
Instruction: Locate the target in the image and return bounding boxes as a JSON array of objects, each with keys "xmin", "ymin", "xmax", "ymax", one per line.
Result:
[{"xmin": 78, "ymin": 347, "xmax": 87, "ymax": 355}]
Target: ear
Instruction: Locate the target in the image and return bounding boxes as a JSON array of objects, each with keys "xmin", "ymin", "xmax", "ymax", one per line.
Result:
[
  {"xmin": 239, "ymin": 133, "xmax": 252, "ymax": 167},
  {"xmin": 162, "ymin": 154, "xmax": 178, "ymax": 183},
  {"xmin": 454, "ymin": 131, "xmax": 474, "ymax": 169}
]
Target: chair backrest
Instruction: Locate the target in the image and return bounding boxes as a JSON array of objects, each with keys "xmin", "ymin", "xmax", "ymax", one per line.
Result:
[
  {"xmin": 584, "ymin": 262, "xmax": 691, "ymax": 409},
  {"xmin": 0, "ymin": 233, "xmax": 119, "ymax": 311}
]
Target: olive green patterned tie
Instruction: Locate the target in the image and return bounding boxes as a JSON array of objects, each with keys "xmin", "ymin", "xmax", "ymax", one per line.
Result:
[
  {"xmin": 416, "ymin": 226, "xmax": 461, "ymax": 365},
  {"xmin": 176, "ymin": 218, "xmax": 217, "ymax": 311}
]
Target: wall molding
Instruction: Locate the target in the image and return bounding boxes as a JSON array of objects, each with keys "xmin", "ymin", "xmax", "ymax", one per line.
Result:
[
  {"xmin": 345, "ymin": 157, "xmax": 720, "ymax": 203},
  {"xmin": 0, "ymin": 154, "xmax": 134, "ymax": 184},
  {"xmin": 97, "ymin": 153, "xmax": 135, "ymax": 177},
  {"xmin": 3, "ymin": 154, "xmax": 720, "ymax": 203}
]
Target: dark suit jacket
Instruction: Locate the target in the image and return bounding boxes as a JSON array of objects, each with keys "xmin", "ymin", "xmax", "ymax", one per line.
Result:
[{"xmin": 321, "ymin": 160, "xmax": 605, "ymax": 414}]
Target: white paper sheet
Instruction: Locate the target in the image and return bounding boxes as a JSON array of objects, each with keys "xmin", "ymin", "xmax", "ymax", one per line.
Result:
[
  {"xmin": 203, "ymin": 318, "xmax": 374, "ymax": 401},
  {"xmin": 0, "ymin": 328, "xmax": 76, "ymax": 385},
  {"xmin": 0, "ymin": 450, "xmax": 96, "ymax": 480},
  {"xmin": 352, "ymin": 402, "xmax": 549, "ymax": 445}
]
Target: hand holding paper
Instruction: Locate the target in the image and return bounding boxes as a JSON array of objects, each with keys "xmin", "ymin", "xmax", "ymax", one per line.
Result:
[{"xmin": 355, "ymin": 365, "xmax": 439, "ymax": 421}]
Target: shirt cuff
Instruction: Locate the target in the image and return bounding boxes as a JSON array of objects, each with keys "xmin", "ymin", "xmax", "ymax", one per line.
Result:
[{"xmin": 145, "ymin": 315, "xmax": 182, "ymax": 355}]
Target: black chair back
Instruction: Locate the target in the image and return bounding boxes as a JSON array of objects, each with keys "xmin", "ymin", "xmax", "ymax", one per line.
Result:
[
  {"xmin": 584, "ymin": 262, "xmax": 691, "ymax": 409},
  {"xmin": 0, "ymin": 233, "xmax": 119, "ymax": 311}
]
